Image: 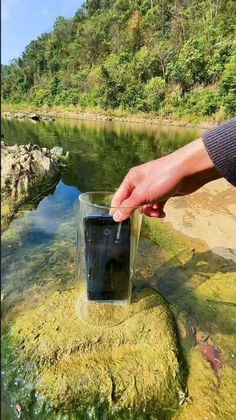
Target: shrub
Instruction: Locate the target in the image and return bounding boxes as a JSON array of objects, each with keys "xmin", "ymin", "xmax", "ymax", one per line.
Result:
[
  {"xmin": 220, "ymin": 54, "xmax": 236, "ymax": 116},
  {"xmin": 180, "ymin": 87, "xmax": 221, "ymax": 116},
  {"xmin": 144, "ymin": 77, "xmax": 166, "ymax": 111},
  {"xmin": 32, "ymin": 88, "xmax": 51, "ymax": 107}
]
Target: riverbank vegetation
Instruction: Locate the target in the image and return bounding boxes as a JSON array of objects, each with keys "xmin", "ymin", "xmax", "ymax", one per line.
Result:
[{"xmin": 2, "ymin": 0, "xmax": 236, "ymax": 120}]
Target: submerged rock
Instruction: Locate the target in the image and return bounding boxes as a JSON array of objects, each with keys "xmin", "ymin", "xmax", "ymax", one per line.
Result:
[
  {"xmin": 1, "ymin": 142, "xmax": 60, "ymax": 229},
  {"xmin": 5, "ymin": 287, "xmax": 185, "ymax": 417}
]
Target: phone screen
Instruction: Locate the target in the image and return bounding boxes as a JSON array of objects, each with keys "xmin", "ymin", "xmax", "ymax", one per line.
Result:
[{"xmin": 83, "ymin": 215, "xmax": 131, "ymax": 301}]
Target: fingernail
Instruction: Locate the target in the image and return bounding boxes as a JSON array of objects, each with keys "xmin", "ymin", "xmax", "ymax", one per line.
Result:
[{"xmin": 113, "ymin": 210, "xmax": 122, "ymax": 222}]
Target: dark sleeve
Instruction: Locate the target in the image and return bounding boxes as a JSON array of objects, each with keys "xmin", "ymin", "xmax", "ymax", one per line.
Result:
[{"xmin": 202, "ymin": 117, "xmax": 236, "ymax": 186}]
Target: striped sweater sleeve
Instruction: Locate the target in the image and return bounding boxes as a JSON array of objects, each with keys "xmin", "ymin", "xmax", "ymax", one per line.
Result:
[{"xmin": 203, "ymin": 117, "xmax": 236, "ymax": 186}]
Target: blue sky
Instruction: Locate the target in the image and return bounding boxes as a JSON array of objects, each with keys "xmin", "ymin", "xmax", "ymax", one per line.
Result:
[{"xmin": 2, "ymin": 0, "xmax": 84, "ymax": 64}]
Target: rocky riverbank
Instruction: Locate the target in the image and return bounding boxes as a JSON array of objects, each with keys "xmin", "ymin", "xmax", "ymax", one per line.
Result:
[
  {"xmin": 2, "ymin": 109, "xmax": 220, "ymax": 130},
  {"xmin": 1, "ymin": 142, "xmax": 69, "ymax": 229},
  {"xmin": 2, "ymin": 111, "xmax": 55, "ymax": 122}
]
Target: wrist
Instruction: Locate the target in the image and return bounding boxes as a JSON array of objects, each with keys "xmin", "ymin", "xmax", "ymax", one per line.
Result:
[{"xmin": 177, "ymin": 138, "xmax": 221, "ymax": 184}]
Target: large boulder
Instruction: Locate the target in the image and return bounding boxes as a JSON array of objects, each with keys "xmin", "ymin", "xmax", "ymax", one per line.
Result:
[
  {"xmin": 4, "ymin": 287, "xmax": 186, "ymax": 418},
  {"xmin": 1, "ymin": 142, "xmax": 60, "ymax": 228}
]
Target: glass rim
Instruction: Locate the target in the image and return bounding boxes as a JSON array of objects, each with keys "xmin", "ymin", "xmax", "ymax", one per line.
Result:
[{"xmin": 79, "ymin": 191, "xmax": 141, "ymax": 210}]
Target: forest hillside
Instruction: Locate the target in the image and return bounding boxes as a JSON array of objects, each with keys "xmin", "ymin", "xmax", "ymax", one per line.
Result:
[{"xmin": 2, "ymin": 0, "xmax": 236, "ymax": 119}]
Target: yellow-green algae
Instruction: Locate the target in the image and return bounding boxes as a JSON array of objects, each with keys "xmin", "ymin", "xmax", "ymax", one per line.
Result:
[
  {"xmin": 174, "ymin": 348, "xmax": 236, "ymax": 420},
  {"xmin": 10, "ymin": 287, "xmax": 185, "ymax": 418},
  {"xmin": 143, "ymin": 217, "xmax": 236, "ymax": 420},
  {"xmin": 1, "ymin": 198, "xmax": 17, "ymax": 230},
  {"xmin": 2, "ymin": 206, "xmax": 236, "ymax": 419}
]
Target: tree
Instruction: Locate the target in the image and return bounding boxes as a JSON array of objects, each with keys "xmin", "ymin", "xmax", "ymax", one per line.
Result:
[{"xmin": 1, "ymin": 0, "xmax": 236, "ymax": 118}]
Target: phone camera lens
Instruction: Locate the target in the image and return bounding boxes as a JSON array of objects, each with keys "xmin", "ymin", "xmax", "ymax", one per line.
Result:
[{"xmin": 104, "ymin": 228, "xmax": 111, "ymax": 236}]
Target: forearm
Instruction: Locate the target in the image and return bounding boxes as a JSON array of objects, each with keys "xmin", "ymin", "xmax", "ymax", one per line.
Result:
[{"xmin": 111, "ymin": 118, "xmax": 235, "ymax": 221}]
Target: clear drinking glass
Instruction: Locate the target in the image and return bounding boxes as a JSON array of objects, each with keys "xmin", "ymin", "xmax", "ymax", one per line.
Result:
[{"xmin": 75, "ymin": 192, "xmax": 142, "ymax": 327}]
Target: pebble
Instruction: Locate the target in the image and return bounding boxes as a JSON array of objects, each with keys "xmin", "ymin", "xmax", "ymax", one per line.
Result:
[{"xmin": 15, "ymin": 402, "xmax": 23, "ymax": 417}]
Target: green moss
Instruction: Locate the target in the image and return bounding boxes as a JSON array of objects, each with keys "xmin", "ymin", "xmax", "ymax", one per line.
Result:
[
  {"xmin": 1, "ymin": 194, "xmax": 39, "ymax": 231},
  {"xmin": 2, "ymin": 186, "xmax": 235, "ymax": 419},
  {"xmin": 3, "ymin": 287, "xmax": 185, "ymax": 418},
  {"xmin": 174, "ymin": 348, "xmax": 236, "ymax": 420},
  {"xmin": 1, "ymin": 198, "xmax": 17, "ymax": 230},
  {"xmin": 196, "ymin": 272, "xmax": 236, "ymax": 302},
  {"xmin": 144, "ymin": 217, "xmax": 194, "ymax": 265},
  {"xmin": 141, "ymin": 216, "xmax": 236, "ymax": 419}
]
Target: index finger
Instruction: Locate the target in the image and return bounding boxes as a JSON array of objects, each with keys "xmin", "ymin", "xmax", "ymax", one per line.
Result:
[{"xmin": 110, "ymin": 174, "xmax": 134, "ymax": 214}]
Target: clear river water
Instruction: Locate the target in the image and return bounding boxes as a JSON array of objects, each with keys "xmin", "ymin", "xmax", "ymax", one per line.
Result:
[{"xmin": 1, "ymin": 117, "xmax": 235, "ymax": 419}]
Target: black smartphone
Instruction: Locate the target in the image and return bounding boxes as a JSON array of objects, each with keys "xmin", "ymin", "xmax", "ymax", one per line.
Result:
[{"xmin": 83, "ymin": 214, "xmax": 131, "ymax": 301}]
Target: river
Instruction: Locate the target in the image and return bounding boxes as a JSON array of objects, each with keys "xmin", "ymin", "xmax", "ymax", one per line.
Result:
[{"xmin": 1, "ymin": 117, "xmax": 235, "ymax": 419}]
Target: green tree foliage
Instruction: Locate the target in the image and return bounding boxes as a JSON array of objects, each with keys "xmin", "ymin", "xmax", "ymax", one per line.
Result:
[
  {"xmin": 2, "ymin": 0, "xmax": 236, "ymax": 118},
  {"xmin": 220, "ymin": 54, "xmax": 236, "ymax": 116},
  {"xmin": 144, "ymin": 77, "xmax": 166, "ymax": 111}
]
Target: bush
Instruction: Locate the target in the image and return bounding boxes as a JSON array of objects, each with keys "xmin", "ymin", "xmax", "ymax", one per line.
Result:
[
  {"xmin": 53, "ymin": 89, "xmax": 80, "ymax": 106},
  {"xmin": 220, "ymin": 54, "xmax": 236, "ymax": 116},
  {"xmin": 32, "ymin": 88, "xmax": 51, "ymax": 107},
  {"xmin": 161, "ymin": 86, "xmax": 182, "ymax": 116},
  {"xmin": 144, "ymin": 77, "xmax": 166, "ymax": 111},
  {"xmin": 178, "ymin": 87, "xmax": 221, "ymax": 117}
]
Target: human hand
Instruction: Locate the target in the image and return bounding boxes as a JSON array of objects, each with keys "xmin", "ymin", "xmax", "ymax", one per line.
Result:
[{"xmin": 110, "ymin": 138, "xmax": 220, "ymax": 222}]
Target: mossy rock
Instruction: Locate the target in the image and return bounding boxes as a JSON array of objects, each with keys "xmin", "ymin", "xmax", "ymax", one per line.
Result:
[
  {"xmin": 175, "ymin": 348, "xmax": 236, "ymax": 420},
  {"xmin": 5, "ymin": 287, "xmax": 186, "ymax": 418},
  {"xmin": 1, "ymin": 197, "xmax": 16, "ymax": 230}
]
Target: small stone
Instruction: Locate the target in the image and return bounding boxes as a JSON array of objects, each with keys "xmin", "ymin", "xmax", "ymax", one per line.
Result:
[
  {"xmin": 50, "ymin": 146, "xmax": 64, "ymax": 157},
  {"xmin": 195, "ymin": 330, "xmax": 209, "ymax": 344},
  {"xmin": 15, "ymin": 402, "xmax": 23, "ymax": 417},
  {"xmin": 206, "ymin": 336, "xmax": 214, "ymax": 346}
]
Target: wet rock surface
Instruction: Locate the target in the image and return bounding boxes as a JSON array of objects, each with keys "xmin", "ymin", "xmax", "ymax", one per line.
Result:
[
  {"xmin": 5, "ymin": 287, "xmax": 185, "ymax": 418},
  {"xmin": 165, "ymin": 179, "xmax": 236, "ymax": 262},
  {"xmin": 142, "ymin": 218, "xmax": 236, "ymax": 420}
]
